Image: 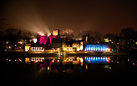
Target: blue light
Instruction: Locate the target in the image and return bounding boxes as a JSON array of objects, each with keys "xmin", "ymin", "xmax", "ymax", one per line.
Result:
[
  {"xmin": 101, "ymin": 48, "xmax": 102, "ymax": 51},
  {"xmin": 85, "ymin": 44, "xmax": 109, "ymax": 52},
  {"xmin": 98, "ymin": 47, "xmax": 100, "ymax": 51},
  {"xmin": 94, "ymin": 48, "xmax": 95, "ymax": 51},
  {"xmin": 85, "ymin": 57, "xmax": 109, "ymax": 64}
]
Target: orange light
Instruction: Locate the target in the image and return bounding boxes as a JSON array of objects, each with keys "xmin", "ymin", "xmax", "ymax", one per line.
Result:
[
  {"xmin": 107, "ymin": 48, "xmax": 110, "ymax": 51},
  {"xmin": 47, "ymin": 66, "xmax": 50, "ymax": 70},
  {"xmin": 53, "ymin": 30, "xmax": 58, "ymax": 36},
  {"xmin": 38, "ymin": 32, "xmax": 45, "ymax": 36},
  {"xmin": 47, "ymin": 33, "xmax": 51, "ymax": 36},
  {"xmin": 57, "ymin": 60, "xmax": 59, "ymax": 63},
  {"xmin": 64, "ymin": 60, "xmax": 66, "ymax": 62}
]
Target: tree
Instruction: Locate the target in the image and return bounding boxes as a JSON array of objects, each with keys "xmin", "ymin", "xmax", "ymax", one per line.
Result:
[
  {"xmin": 78, "ymin": 31, "xmax": 102, "ymax": 43},
  {"xmin": 120, "ymin": 28, "xmax": 135, "ymax": 43},
  {"xmin": 5, "ymin": 28, "xmax": 32, "ymax": 44},
  {"xmin": 93, "ymin": 32, "xmax": 102, "ymax": 43},
  {"xmin": 0, "ymin": 30, "xmax": 5, "ymax": 45},
  {"xmin": 60, "ymin": 29, "xmax": 74, "ymax": 35},
  {"xmin": 21, "ymin": 30, "xmax": 32, "ymax": 40},
  {"xmin": 60, "ymin": 29, "xmax": 74, "ymax": 39},
  {"xmin": 5, "ymin": 28, "xmax": 21, "ymax": 44},
  {"xmin": 120, "ymin": 28, "xmax": 136, "ymax": 49}
]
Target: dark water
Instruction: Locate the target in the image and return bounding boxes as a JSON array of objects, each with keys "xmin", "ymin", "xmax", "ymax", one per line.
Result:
[{"xmin": 1, "ymin": 55, "xmax": 137, "ymax": 86}]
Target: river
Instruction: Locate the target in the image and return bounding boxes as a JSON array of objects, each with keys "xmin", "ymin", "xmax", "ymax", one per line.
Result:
[{"xmin": 1, "ymin": 55, "xmax": 137, "ymax": 86}]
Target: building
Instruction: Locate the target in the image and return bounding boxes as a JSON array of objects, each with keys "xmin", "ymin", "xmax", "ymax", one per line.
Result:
[
  {"xmin": 72, "ymin": 41, "xmax": 83, "ymax": 51},
  {"xmin": 37, "ymin": 29, "xmax": 60, "ymax": 46},
  {"xmin": 85, "ymin": 43, "xmax": 111, "ymax": 52},
  {"xmin": 53, "ymin": 29, "xmax": 60, "ymax": 38}
]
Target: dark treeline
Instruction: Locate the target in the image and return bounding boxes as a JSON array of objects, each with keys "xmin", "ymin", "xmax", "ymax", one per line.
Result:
[
  {"xmin": 0, "ymin": 28, "xmax": 32, "ymax": 45},
  {"xmin": 78, "ymin": 28, "xmax": 137, "ymax": 44}
]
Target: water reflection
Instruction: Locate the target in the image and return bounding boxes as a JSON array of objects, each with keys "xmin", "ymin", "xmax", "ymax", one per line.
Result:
[
  {"xmin": 4, "ymin": 56, "xmax": 116, "ymax": 73},
  {"xmin": 85, "ymin": 57, "xmax": 111, "ymax": 64},
  {"xmin": 3, "ymin": 55, "xmax": 137, "ymax": 86},
  {"xmin": 5, "ymin": 58, "xmax": 23, "ymax": 63}
]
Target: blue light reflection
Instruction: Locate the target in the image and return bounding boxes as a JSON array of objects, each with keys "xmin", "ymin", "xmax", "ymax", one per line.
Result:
[{"xmin": 85, "ymin": 57, "xmax": 110, "ymax": 64}]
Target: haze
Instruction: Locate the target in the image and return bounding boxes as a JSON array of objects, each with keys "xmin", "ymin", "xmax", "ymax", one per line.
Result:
[{"xmin": 0, "ymin": 0, "xmax": 137, "ymax": 35}]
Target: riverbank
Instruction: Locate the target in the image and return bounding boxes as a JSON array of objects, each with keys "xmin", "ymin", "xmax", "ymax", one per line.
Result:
[{"xmin": 0, "ymin": 51, "xmax": 128, "ymax": 57}]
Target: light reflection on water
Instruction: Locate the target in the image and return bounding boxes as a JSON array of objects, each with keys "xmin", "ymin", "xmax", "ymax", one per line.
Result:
[
  {"xmin": 85, "ymin": 57, "xmax": 111, "ymax": 64},
  {"xmin": 4, "ymin": 56, "xmax": 122, "ymax": 72},
  {"xmin": 3, "ymin": 55, "xmax": 137, "ymax": 86}
]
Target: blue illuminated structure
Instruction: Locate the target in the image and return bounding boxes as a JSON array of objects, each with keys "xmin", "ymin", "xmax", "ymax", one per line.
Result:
[
  {"xmin": 85, "ymin": 44, "xmax": 109, "ymax": 52},
  {"xmin": 85, "ymin": 57, "xmax": 110, "ymax": 64}
]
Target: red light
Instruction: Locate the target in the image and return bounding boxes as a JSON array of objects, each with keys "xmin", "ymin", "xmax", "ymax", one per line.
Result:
[
  {"xmin": 51, "ymin": 60, "xmax": 54, "ymax": 63},
  {"xmin": 135, "ymin": 63, "xmax": 137, "ymax": 66},
  {"xmin": 34, "ymin": 61, "xmax": 37, "ymax": 64},
  {"xmin": 107, "ymin": 60, "xmax": 110, "ymax": 63}
]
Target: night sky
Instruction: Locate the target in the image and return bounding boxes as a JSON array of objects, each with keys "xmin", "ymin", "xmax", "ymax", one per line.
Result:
[{"xmin": 0, "ymin": 0, "xmax": 137, "ymax": 35}]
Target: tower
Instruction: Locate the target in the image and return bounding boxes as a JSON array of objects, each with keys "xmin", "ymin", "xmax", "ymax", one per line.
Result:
[{"xmin": 53, "ymin": 29, "xmax": 60, "ymax": 38}]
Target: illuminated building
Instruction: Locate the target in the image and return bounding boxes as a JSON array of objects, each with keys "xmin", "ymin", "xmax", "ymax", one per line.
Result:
[
  {"xmin": 104, "ymin": 38, "xmax": 109, "ymax": 43},
  {"xmin": 72, "ymin": 43, "xmax": 80, "ymax": 51},
  {"xmin": 80, "ymin": 42, "xmax": 83, "ymax": 50},
  {"xmin": 37, "ymin": 33, "xmax": 52, "ymax": 46},
  {"xmin": 63, "ymin": 40, "xmax": 84, "ymax": 51},
  {"xmin": 25, "ymin": 44, "xmax": 31, "ymax": 51},
  {"xmin": 85, "ymin": 44, "xmax": 110, "ymax": 52},
  {"xmin": 30, "ymin": 47, "xmax": 44, "ymax": 52},
  {"xmin": 72, "ymin": 42, "xmax": 83, "ymax": 51},
  {"xmin": 37, "ymin": 29, "xmax": 60, "ymax": 46},
  {"xmin": 53, "ymin": 29, "xmax": 60, "ymax": 37},
  {"xmin": 64, "ymin": 47, "xmax": 75, "ymax": 52}
]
